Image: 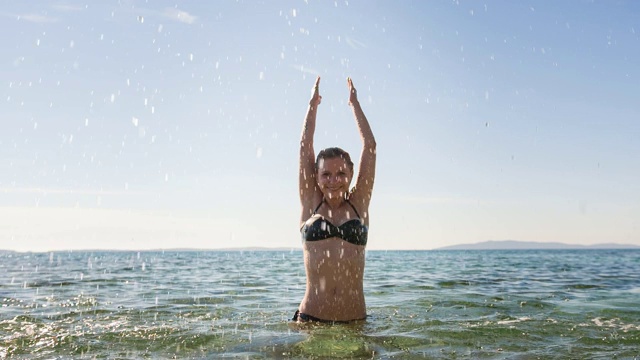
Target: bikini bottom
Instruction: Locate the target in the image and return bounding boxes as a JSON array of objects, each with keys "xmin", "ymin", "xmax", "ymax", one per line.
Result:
[{"xmin": 292, "ymin": 310, "xmax": 361, "ymax": 324}]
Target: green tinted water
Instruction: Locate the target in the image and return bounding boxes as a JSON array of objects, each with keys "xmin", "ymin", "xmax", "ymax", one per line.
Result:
[{"xmin": 1, "ymin": 249, "xmax": 639, "ymax": 359}]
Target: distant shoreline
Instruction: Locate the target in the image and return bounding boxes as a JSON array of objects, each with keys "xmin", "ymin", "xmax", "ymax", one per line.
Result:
[
  {"xmin": 433, "ymin": 240, "xmax": 640, "ymax": 251},
  {"xmin": 2, "ymin": 241, "xmax": 639, "ymax": 253}
]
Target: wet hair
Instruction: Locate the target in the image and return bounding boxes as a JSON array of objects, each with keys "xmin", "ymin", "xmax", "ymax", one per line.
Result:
[{"xmin": 315, "ymin": 147, "xmax": 354, "ymax": 173}]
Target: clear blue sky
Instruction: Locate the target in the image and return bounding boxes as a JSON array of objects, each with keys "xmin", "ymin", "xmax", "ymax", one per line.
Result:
[{"xmin": 1, "ymin": 1, "xmax": 638, "ymax": 251}]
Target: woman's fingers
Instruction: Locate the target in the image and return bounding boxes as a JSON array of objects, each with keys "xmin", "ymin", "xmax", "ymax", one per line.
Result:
[
  {"xmin": 347, "ymin": 77, "xmax": 357, "ymax": 104},
  {"xmin": 310, "ymin": 76, "xmax": 322, "ymax": 105},
  {"xmin": 313, "ymin": 76, "xmax": 321, "ymax": 97},
  {"xmin": 312, "ymin": 76, "xmax": 321, "ymax": 95}
]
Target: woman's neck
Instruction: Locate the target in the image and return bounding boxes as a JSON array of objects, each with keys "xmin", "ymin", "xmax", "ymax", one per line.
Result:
[{"xmin": 323, "ymin": 195, "xmax": 347, "ymax": 210}]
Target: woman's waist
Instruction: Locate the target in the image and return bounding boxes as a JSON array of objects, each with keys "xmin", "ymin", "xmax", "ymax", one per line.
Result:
[
  {"xmin": 303, "ymin": 271, "xmax": 365, "ymax": 315},
  {"xmin": 304, "ymin": 278, "xmax": 365, "ymax": 296},
  {"xmin": 299, "ymin": 293, "xmax": 366, "ymax": 321},
  {"xmin": 304, "ymin": 262, "xmax": 365, "ymax": 288}
]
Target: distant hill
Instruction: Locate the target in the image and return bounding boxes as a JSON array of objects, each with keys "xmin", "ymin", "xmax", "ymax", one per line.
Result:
[{"xmin": 436, "ymin": 240, "xmax": 640, "ymax": 250}]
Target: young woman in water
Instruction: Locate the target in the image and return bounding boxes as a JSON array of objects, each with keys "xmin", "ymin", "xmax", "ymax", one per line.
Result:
[{"xmin": 294, "ymin": 76, "xmax": 376, "ymax": 322}]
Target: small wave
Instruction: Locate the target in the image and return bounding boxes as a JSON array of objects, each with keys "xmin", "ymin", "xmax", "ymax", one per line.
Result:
[
  {"xmin": 167, "ymin": 296, "xmax": 227, "ymax": 305},
  {"xmin": 497, "ymin": 316, "xmax": 532, "ymax": 325},
  {"xmin": 567, "ymin": 283, "xmax": 604, "ymax": 289},
  {"xmin": 438, "ymin": 280, "xmax": 471, "ymax": 287},
  {"xmin": 592, "ymin": 317, "xmax": 640, "ymax": 331}
]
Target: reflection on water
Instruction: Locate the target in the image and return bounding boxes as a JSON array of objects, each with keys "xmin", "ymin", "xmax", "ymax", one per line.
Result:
[{"xmin": 1, "ymin": 249, "xmax": 639, "ymax": 358}]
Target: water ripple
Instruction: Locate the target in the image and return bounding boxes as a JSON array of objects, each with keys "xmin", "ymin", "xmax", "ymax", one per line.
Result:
[{"xmin": 1, "ymin": 249, "xmax": 639, "ymax": 358}]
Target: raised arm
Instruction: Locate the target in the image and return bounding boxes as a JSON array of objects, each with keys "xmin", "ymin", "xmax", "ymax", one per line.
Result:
[
  {"xmin": 347, "ymin": 77, "xmax": 377, "ymax": 219},
  {"xmin": 299, "ymin": 76, "xmax": 322, "ymax": 222}
]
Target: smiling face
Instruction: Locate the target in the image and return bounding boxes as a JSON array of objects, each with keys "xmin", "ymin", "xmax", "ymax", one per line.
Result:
[{"xmin": 316, "ymin": 156, "xmax": 353, "ymax": 200}]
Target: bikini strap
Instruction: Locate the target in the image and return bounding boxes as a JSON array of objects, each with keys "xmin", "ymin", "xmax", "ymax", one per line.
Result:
[
  {"xmin": 312, "ymin": 201, "xmax": 324, "ymax": 215},
  {"xmin": 346, "ymin": 200, "xmax": 362, "ymax": 219},
  {"xmin": 314, "ymin": 199, "xmax": 361, "ymax": 219}
]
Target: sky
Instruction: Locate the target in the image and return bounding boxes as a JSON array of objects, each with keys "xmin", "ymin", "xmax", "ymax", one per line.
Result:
[{"xmin": 1, "ymin": 0, "xmax": 639, "ymax": 252}]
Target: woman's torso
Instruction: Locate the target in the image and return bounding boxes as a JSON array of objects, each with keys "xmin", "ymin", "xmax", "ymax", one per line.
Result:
[{"xmin": 298, "ymin": 199, "xmax": 368, "ymax": 321}]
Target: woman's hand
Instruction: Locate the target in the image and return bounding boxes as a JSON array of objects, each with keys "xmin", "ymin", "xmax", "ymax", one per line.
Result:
[
  {"xmin": 347, "ymin": 77, "xmax": 358, "ymax": 105},
  {"xmin": 310, "ymin": 76, "xmax": 322, "ymax": 107}
]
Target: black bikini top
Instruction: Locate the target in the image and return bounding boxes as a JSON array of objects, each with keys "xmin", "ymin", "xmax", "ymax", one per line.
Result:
[{"xmin": 301, "ymin": 200, "xmax": 368, "ymax": 246}]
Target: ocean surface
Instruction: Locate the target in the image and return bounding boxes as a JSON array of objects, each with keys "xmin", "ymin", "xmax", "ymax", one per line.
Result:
[{"xmin": 1, "ymin": 249, "xmax": 639, "ymax": 359}]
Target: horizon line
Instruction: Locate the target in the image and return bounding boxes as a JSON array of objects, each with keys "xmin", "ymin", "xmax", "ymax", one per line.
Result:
[{"xmin": 2, "ymin": 244, "xmax": 639, "ymax": 254}]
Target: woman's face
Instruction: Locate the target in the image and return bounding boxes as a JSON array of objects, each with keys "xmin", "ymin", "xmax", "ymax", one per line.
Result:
[{"xmin": 316, "ymin": 157, "xmax": 353, "ymax": 200}]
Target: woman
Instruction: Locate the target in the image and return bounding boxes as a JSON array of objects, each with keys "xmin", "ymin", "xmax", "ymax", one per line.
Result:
[{"xmin": 294, "ymin": 76, "xmax": 376, "ymax": 322}]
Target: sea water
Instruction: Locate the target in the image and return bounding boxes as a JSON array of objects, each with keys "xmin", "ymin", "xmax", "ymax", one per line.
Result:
[{"xmin": 1, "ymin": 249, "xmax": 639, "ymax": 359}]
